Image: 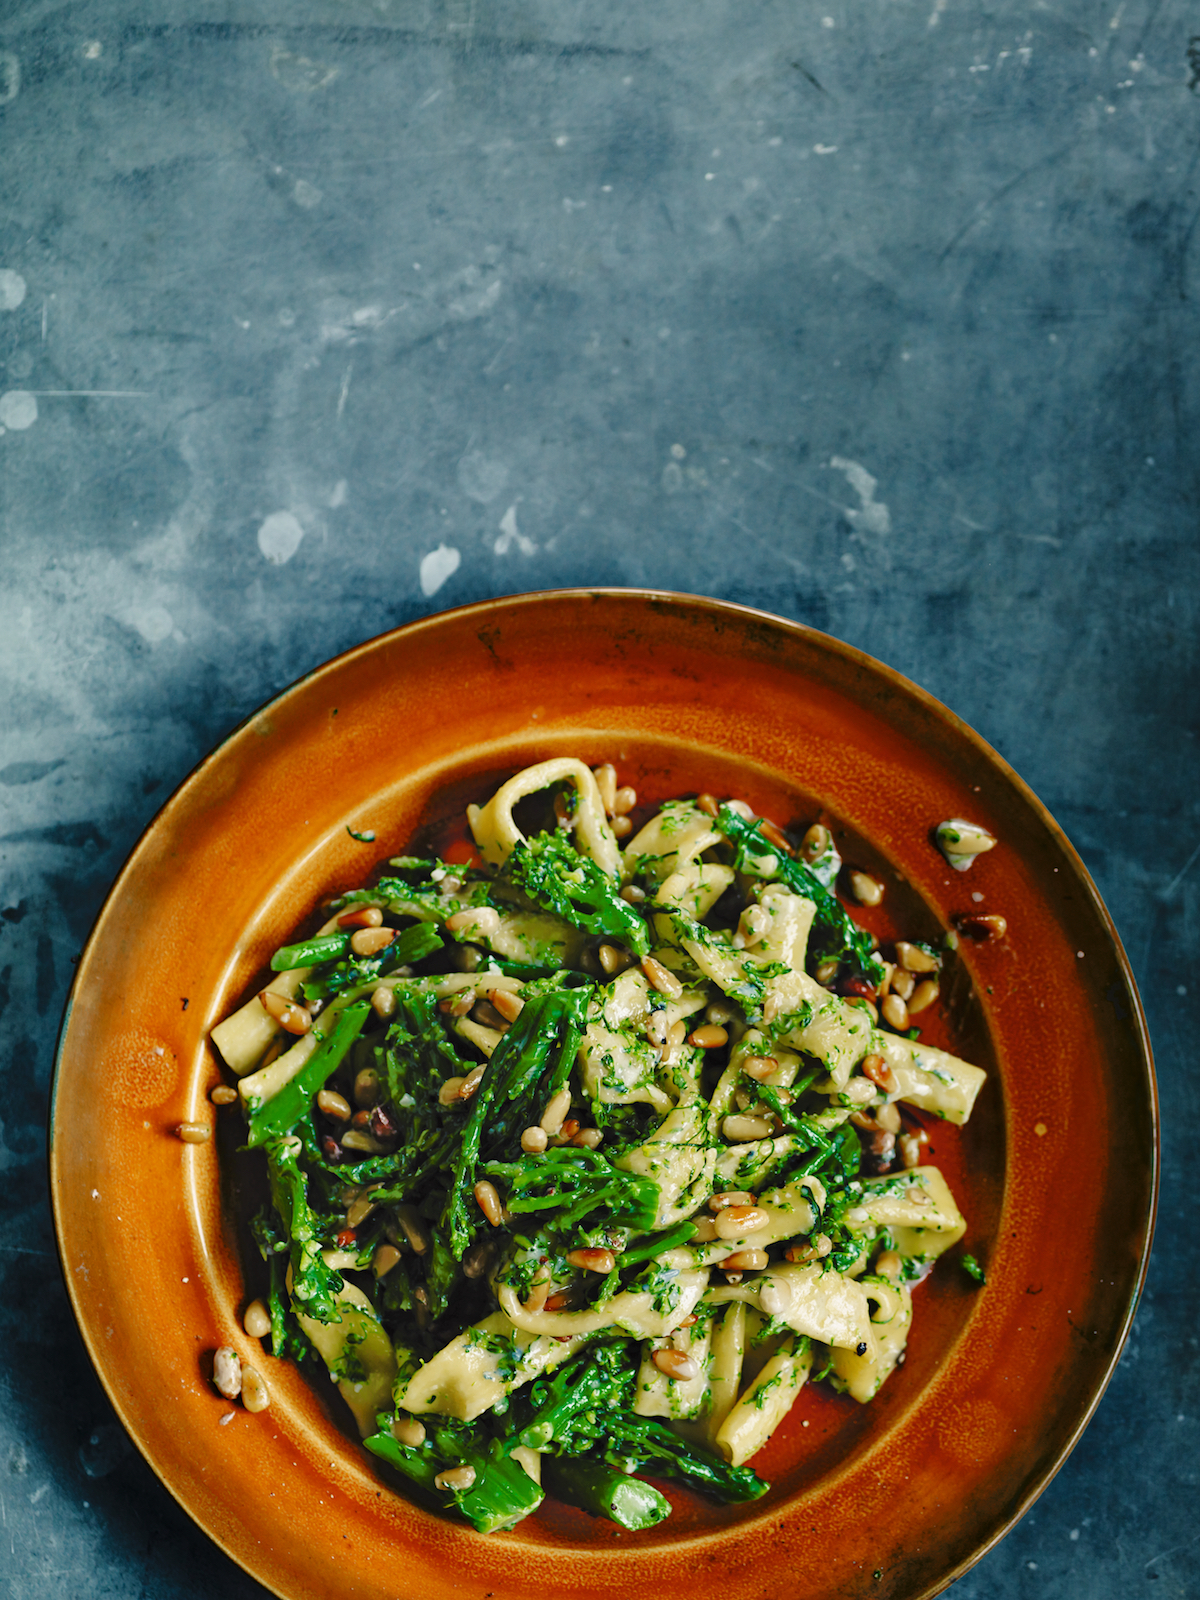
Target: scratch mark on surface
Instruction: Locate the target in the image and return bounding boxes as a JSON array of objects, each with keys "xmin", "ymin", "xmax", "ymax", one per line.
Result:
[
  {"xmin": 939, "ymin": 144, "xmax": 1079, "ymax": 262},
  {"xmin": 336, "ymin": 362, "xmax": 353, "ymax": 418},
  {"xmin": 28, "ymin": 390, "xmax": 149, "ymax": 397},
  {"xmin": 1160, "ymin": 839, "xmax": 1200, "ymax": 900}
]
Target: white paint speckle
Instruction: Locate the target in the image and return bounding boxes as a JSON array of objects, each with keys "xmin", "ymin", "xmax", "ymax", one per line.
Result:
[
  {"xmin": 495, "ymin": 504, "xmax": 536, "ymax": 556},
  {"xmin": 813, "ymin": 144, "xmax": 838, "ymax": 156},
  {"xmin": 457, "ymin": 450, "xmax": 509, "ymax": 504},
  {"xmin": 1070, "ymin": 1529, "xmax": 1080, "ymax": 1541},
  {"xmin": 670, "ymin": 443, "xmax": 687, "ymax": 460},
  {"xmin": 83, "ymin": 40, "xmax": 102, "ymax": 59},
  {"xmin": 328, "ymin": 479, "xmax": 348, "ymax": 508},
  {"xmin": 92, "ymin": 1189, "xmax": 100, "ymax": 1200},
  {"xmin": 554, "ymin": 134, "xmax": 569, "ymax": 147},
  {"xmin": 1178, "ymin": 985, "xmax": 1188, "ymax": 996},
  {"xmin": 0, "ymin": 390, "xmax": 37, "ymax": 429},
  {"xmin": 419, "ymin": 543, "xmax": 461, "ymax": 596},
  {"xmin": 293, "ymin": 179, "xmax": 322, "ymax": 208},
  {"xmin": 0, "ymin": 269, "xmax": 26, "ymax": 310},
  {"xmin": 257, "ymin": 510, "xmax": 305, "ymax": 565},
  {"xmin": 122, "ymin": 604, "xmax": 174, "ymax": 644},
  {"xmin": 0, "ymin": 52, "xmax": 19, "ymax": 106},
  {"xmin": 830, "ymin": 456, "xmax": 891, "ymax": 535}
]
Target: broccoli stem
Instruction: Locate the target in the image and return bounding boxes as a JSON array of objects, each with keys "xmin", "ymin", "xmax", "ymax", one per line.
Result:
[
  {"xmin": 364, "ymin": 1430, "xmax": 544, "ymax": 1534},
  {"xmin": 541, "ymin": 1456, "xmax": 671, "ymax": 1530},
  {"xmin": 246, "ymin": 1000, "xmax": 372, "ymax": 1146},
  {"xmin": 270, "ymin": 933, "xmax": 351, "ymax": 970}
]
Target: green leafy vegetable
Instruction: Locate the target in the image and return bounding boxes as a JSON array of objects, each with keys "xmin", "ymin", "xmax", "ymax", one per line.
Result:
[{"xmin": 504, "ymin": 831, "xmax": 650, "ymax": 956}]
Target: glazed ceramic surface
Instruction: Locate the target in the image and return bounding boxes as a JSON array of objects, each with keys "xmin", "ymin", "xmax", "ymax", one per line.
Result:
[{"xmin": 51, "ymin": 590, "xmax": 1156, "ymax": 1600}]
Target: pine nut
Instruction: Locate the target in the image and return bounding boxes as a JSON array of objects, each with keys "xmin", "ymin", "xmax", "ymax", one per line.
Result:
[
  {"xmin": 696, "ymin": 793, "xmax": 720, "ymax": 817},
  {"xmin": 726, "ymin": 800, "xmax": 755, "ymax": 819},
  {"xmin": 462, "ymin": 1239, "xmax": 497, "ymax": 1279},
  {"xmin": 758, "ymin": 819, "xmax": 793, "ymax": 857},
  {"xmin": 881, "ymin": 993, "xmax": 910, "ymax": 1031},
  {"xmin": 815, "ymin": 958, "xmax": 840, "ymax": 985},
  {"xmin": 620, "ymin": 883, "xmax": 646, "ymax": 904},
  {"xmin": 592, "ymin": 763, "xmax": 618, "ymax": 815},
  {"xmin": 936, "ymin": 819, "xmax": 997, "ymax": 867},
  {"xmin": 690, "ymin": 1216, "xmax": 719, "ymax": 1242},
  {"xmin": 567, "ymin": 1247, "xmax": 616, "ymax": 1274},
  {"xmin": 212, "ymin": 1346, "xmax": 242, "ymax": 1399},
  {"xmin": 522, "ymin": 1274, "xmax": 551, "ymax": 1313},
  {"xmin": 954, "ymin": 912, "xmax": 1007, "ymax": 941},
  {"xmin": 373, "ymin": 1243, "xmax": 402, "ymax": 1279},
  {"xmin": 557, "ymin": 1117, "xmax": 581, "ymax": 1142},
  {"xmin": 722, "ymin": 1270, "xmax": 744, "ymax": 1284},
  {"xmin": 801, "ymin": 823, "xmax": 831, "ymax": 862},
  {"xmin": 652, "ymin": 1348, "xmax": 700, "ymax": 1381},
  {"xmin": 445, "ymin": 907, "xmax": 500, "ymax": 938},
  {"xmin": 898, "ymin": 1134, "xmax": 924, "ymax": 1169},
  {"xmin": 740, "ymin": 1054, "xmax": 778, "ymax": 1081},
  {"xmin": 714, "ymin": 1205, "xmax": 769, "ymax": 1239},
  {"xmin": 689, "ymin": 1023, "xmax": 728, "ymax": 1048},
  {"xmin": 435, "ymin": 1465, "xmax": 476, "ymax": 1492},
  {"xmin": 521, "ymin": 1125, "xmax": 549, "ymax": 1153},
  {"xmin": 709, "ymin": 1191, "xmax": 757, "ymax": 1211},
  {"xmin": 337, "ymin": 906, "xmax": 384, "ymax": 929},
  {"xmin": 241, "ymin": 1365, "xmax": 270, "ymax": 1413},
  {"xmin": 786, "ymin": 1235, "xmax": 832, "ymax": 1263},
  {"xmin": 487, "ymin": 988, "xmax": 524, "ymax": 1023},
  {"xmin": 317, "ymin": 1089, "xmax": 352, "ymax": 1121},
  {"xmin": 176, "ymin": 1122, "xmax": 210, "ymax": 1144},
  {"xmin": 438, "ymin": 1076, "xmax": 466, "ymax": 1105},
  {"xmin": 722, "ymin": 1114, "xmax": 773, "ymax": 1141},
  {"xmin": 641, "ymin": 956, "xmax": 683, "ymax": 998},
  {"xmin": 439, "ymin": 989, "xmax": 476, "ymax": 1017},
  {"xmin": 472, "ymin": 999, "xmax": 508, "ymax": 1030},
  {"xmin": 259, "ymin": 989, "xmax": 313, "ymax": 1035},
  {"xmin": 849, "ymin": 870, "xmax": 884, "ymax": 906},
  {"xmin": 598, "ymin": 942, "xmax": 631, "ymax": 976},
  {"xmin": 705, "ymin": 999, "xmax": 736, "ymax": 1025},
  {"xmin": 890, "ymin": 968, "xmax": 915, "ymax": 1002},
  {"xmin": 908, "ymin": 978, "xmax": 940, "ymax": 1014},
  {"xmin": 571, "ymin": 1128, "xmax": 603, "ymax": 1149},
  {"xmin": 540, "ymin": 1087, "xmax": 572, "ymax": 1136},
  {"xmin": 371, "ymin": 985, "xmax": 396, "ymax": 1019},
  {"xmin": 875, "ymin": 1250, "xmax": 902, "ymax": 1282},
  {"xmin": 895, "ymin": 940, "xmax": 939, "ymax": 974},
  {"xmin": 861, "ymin": 1054, "xmax": 898, "ymax": 1094},
  {"xmin": 350, "ymin": 926, "xmax": 395, "ymax": 957},
  {"xmin": 666, "ymin": 1018, "xmax": 687, "ymax": 1051},
  {"xmin": 395, "ymin": 1205, "xmax": 430, "ymax": 1255},
  {"xmin": 210, "ymin": 1084, "xmax": 238, "ymax": 1106},
  {"xmin": 460, "ymin": 1064, "xmax": 486, "ymax": 1100},
  {"xmin": 243, "ymin": 1300, "xmax": 271, "ymax": 1339},
  {"xmin": 392, "ymin": 1416, "xmax": 426, "ymax": 1448},
  {"xmin": 474, "ymin": 1180, "xmax": 504, "ymax": 1227},
  {"xmin": 876, "ymin": 1101, "xmax": 902, "ymax": 1134},
  {"xmin": 346, "ymin": 1194, "xmax": 378, "ymax": 1228},
  {"xmin": 614, "ymin": 786, "xmax": 637, "ymax": 815},
  {"xmin": 612, "ymin": 815, "xmax": 633, "ymax": 838},
  {"xmin": 849, "ymin": 996, "xmax": 879, "ymax": 1024},
  {"xmin": 721, "ymin": 1248, "xmax": 768, "ymax": 1271},
  {"xmin": 341, "ymin": 1129, "xmax": 387, "ymax": 1154},
  {"xmin": 354, "ymin": 1069, "xmax": 381, "ymax": 1108}
]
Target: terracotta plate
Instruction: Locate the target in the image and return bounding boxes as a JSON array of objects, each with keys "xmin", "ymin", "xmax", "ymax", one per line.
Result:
[{"xmin": 51, "ymin": 590, "xmax": 1156, "ymax": 1600}]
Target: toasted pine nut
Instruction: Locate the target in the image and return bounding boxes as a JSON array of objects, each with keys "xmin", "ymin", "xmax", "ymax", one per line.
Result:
[
  {"xmin": 652, "ymin": 1347, "xmax": 700, "ymax": 1382},
  {"xmin": 471, "ymin": 999, "xmax": 508, "ymax": 1030},
  {"xmin": 722, "ymin": 1114, "xmax": 773, "ymax": 1141},
  {"xmin": 571, "ymin": 1127, "xmax": 603, "ymax": 1149},
  {"xmin": 614, "ymin": 786, "xmax": 637, "ymax": 816},
  {"xmin": 473, "ymin": 1180, "xmax": 503, "ymax": 1227},
  {"xmin": 373, "ymin": 1243, "xmax": 402, "ymax": 1279},
  {"xmin": 176, "ymin": 1122, "xmax": 210, "ymax": 1144},
  {"xmin": 241, "ymin": 1365, "xmax": 270, "ymax": 1413},
  {"xmin": 908, "ymin": 978, "xmax": 940, "ymax": 1014},
  {"xmin": 722, "ymin": 1248, "xmax": 768, "ymax": 1271},
  {"xmin": 392, "ymin": 1416, "xmax": 426, "ymax": 1448},
  {"xmin": 881, "ymin": 993, "xmax": 910, "ymax": 1031},
  {"xmin": 875, "ymin": 1250, "xmax": 902, "ymax": 1282},
  {"xmin": 337, "ymin": 906, "xmax": 384, "ymax": 929},
  {"xmin": 212, "ymin": 1346, "xmax": 242, "ymax": 1399},
  {"xmin": 758, "ymin": 819, "xmax": 793, "ymax": 856},
  {"xmin": 620, "ymin": 883, "xmax": 646, "ymax": 904},
  {"xmin": 898, "ymin": 1133, "xmax": 924, "ymax": 1169},
  {"xmin": 740, "ymin": 1054, "xmax": 778, "ymax": 1081},
  {"xmin": 876, "ymin": 1102, "xmax": 902, "ymax": 1134},
  {"xmin": 592, "ymin": 763, "xmax": 618, "ymax": 815},
  {"xmin": 696, "ymin": 792, "xmax": 720, "ymax": 817},
  {"xmin": 861, "ymin": 1054, "xmax": 899, "ymax": 1094},
  {"xmin": 438, "ymin": 1077, "xmax": 466, "ymax": 1106},
  {"xmin": 243, "ymin": 1300, "xmax": 272, "ymax": 1339},
  {"xmin": 445, "ymin": 907, "xmax": 500, "ymax": 938},
  {"xmin": 317, "ymin": 1089, "xmax": 353, "ymax": 1121},
  {"xmin": 210, "ymin": 1083, "xmax": 238, "ymax": 1106},
  {"xmin": 439, "ymin": 989, "xmax": 476, "ymax": 1017},
  {"xmin": 849, "ymin": 870, "xmax": 884, "ymax": 907},
  {"xmin": 435, "ymin": 1465, "xmax": 476, "ymax": 1492},
  {"xmin": 522, "ymin": 1273, "xmax": 550, "ymax": 1313},
  {"xmin": 954, "ymin": 912, "xmax": 1007, "ymax": 941},
  {"xmin": 705, "ymin": 998, "xmax": 736, "ymax": 1025},
  {"xmin": 801, "ymin": 822, "xmax": 831, "ymax": 862},
  {"xmin": 848, "ymin": 995, "xmax": 879, "ymax": 1024},
  {"xmin": 726, "ymin": 800, "xmax": 755, "ymax": 819},
  {"xmin": 540, "ymin": 1086, "xmax": 572, "ymax": 1136},
  {"xmin": 258, "ymin": 988, "xmax": 294, "ymax": 1022},
  {"xmin": 521, "ymin": 1125, "xmax": 549, "ymax": 1154},
  {"xmin": 394, "ymin": 1204, "xmax": 430, "ymax": 1255},
  {"xmin": 259, "ymin": 990, "xmax": 313, "ymax": 1035},
  {"xmin": 598, "ymin": 942, "xmax": 631, "ymax": 976},
  {"xmin": 689, "ymin": 1023, "xmax": 728, "ymax": 1048},
  {"xmin": 354, "ymin": 1069, "xmax": 381, "ymax": 1108},
  {"xmin": 487, "ymin": 988, "xmax": 525, "ymax": 1023},
  {"xmin": 346, "ymin": 1193, "xmax": 377, "ymax": 1228},
  {"xmin": 890, "ymin": 967, "xmax": 915, "ymax": 1002},
  {"xmin": 460, "ymin": 1064, "xmax": 486, "ymax": 1100},
  {"xmin": 558, "ymin": 1117, "xmax": 581, "ymax": 1142},
  {"xmin": 895, "ymin": 940, "xmax": 939, "ymax": 974},
  {"xmin": 567, "ymin": 1247, "xmax": 616, "ymax": 1274},
  {"xmin": 641, "ymin": 956, "xmax": 683, "ymax": 998},
  {"xmin": 936, "ymin": 819, "xmax": 997, "ymax": 866},
  {"xmin": 612, "ymin": 815, "xmax": 634, "ymax": 838},
  {"xmin": 709, "ymin": 1191, "xmax": 757, "ymax": 1211},
  {"xmin": 689, "ymin": 1216, "xmax": 719, "ymax": 1242},
  {"xmin": 815, "ymin": 958, "xmax": 840, "ymax": 985},
  {"xmin": 715, "ymin": 1205, "xmax": 769, "ymax": 1239},
  {"xmin": 665, "ymin": 1018, "xmax": 687, "ymax": 1052},
  {"xmin": 341, "ymin": 1129, "xmax": 387, "ymax": 1154},
  {"xmin": 371, "ymin": 985, "xmax": 397, "ymax": 1019},
  {"xmin": 350, "ymin": 926, "xmax": 395, "ymax": 957}
]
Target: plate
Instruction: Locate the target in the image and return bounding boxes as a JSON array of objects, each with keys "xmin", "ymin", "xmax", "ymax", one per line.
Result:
[{"xmin": 51, "ymin": 589, "xmax": 1156, "ymax": 1600}]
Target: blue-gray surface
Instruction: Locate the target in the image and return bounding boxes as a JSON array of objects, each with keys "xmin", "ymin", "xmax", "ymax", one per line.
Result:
[{"xmin": 0, "ymin": 0, "xmax": 1195, "ymax": 1594}]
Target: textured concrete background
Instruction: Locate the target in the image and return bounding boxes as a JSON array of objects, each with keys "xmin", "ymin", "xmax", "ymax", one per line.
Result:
[{"xmin": 1, "ymin": 1, "xmax": 1196, "ymax": 1594}]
